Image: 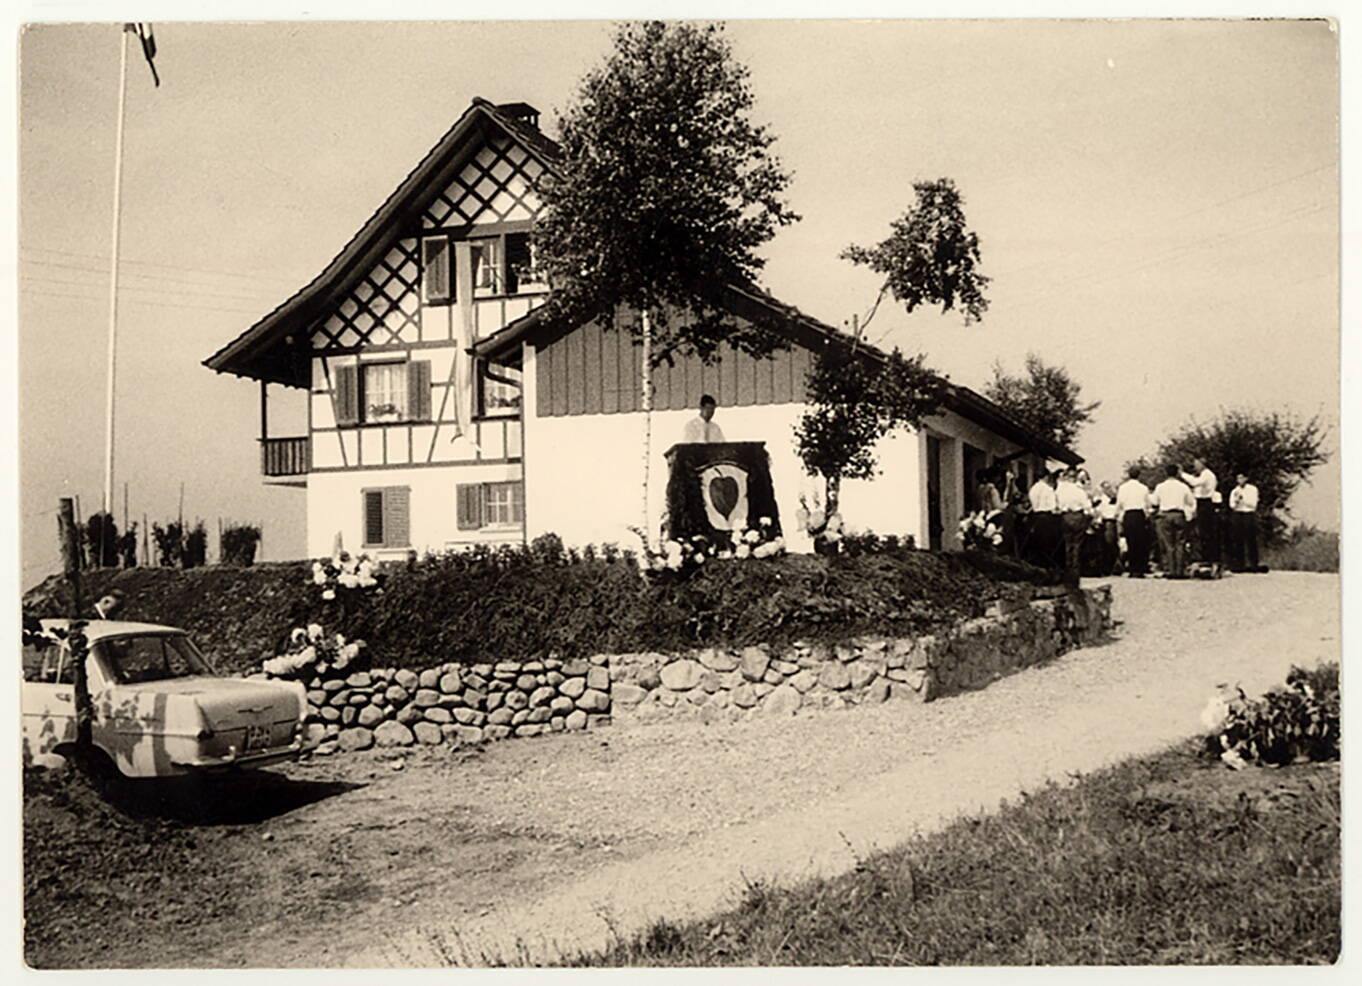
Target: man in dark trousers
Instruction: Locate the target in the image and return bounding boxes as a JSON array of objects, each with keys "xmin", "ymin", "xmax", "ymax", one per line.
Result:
[
  {"xmin": 1115, "ymin": 465, "xmax": 1152, "ymax": 577},
  {"xmin": 1180, "ymin": 457, "xmax": 1219, "ymax": 565},
  {"xmin": 1228, "ymin": 472, "xmax": 1261, "ymax": 572}
]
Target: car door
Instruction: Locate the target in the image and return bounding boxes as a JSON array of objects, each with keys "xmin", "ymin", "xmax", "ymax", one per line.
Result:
[{"xmin": 21, "ymin": 638, "xmax": 77, "ymax": 762}]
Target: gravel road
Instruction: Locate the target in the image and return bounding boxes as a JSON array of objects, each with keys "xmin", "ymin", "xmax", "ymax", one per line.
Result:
[{"xmin": 132, "ymin": 572, "xmax": 1338, "ymax": 968}]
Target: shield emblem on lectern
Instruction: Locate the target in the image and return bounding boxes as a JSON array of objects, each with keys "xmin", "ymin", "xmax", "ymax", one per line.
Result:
[{"xmin": 698, "ymin": 462, "xmax": 749, "ymax": 531}]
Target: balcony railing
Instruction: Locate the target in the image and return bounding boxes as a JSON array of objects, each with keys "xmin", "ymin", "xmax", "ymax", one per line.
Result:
[{"xmin": 260, "ymin": 436, "xmax": 310, "ymax": 477}]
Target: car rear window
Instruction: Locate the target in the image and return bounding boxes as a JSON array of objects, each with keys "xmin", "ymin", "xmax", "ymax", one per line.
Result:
[
  {"xmin": 96, "ymin": 635, "xmax": 215, "ymax": 684},
  {"xmin": 22, "ymin": 641, "xmax": 69, "ymax": 684}
]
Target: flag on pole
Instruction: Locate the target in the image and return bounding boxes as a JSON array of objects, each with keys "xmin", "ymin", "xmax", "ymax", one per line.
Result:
[{"xmin": 127, "ymin": 23, "xmax": 159, "ymax": 87}]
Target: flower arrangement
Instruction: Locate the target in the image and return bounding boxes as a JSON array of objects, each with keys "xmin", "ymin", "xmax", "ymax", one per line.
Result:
[
  {"xmin": 637, "ymin": 517, "xmax": 786, "ymax": 574},
  {"xmin": 959, "ymin": 510, "xmax": 1004, "ymax": 551},
  {"xmin": 310, "ymin": 551, "xmax": 383, "ymax": 601},
  {"xmin": 1201, "ymin": 663, "xmax": 1339, "ymax": 769},
  {"xmin": 262, "ymin": 623, "xmax": 366, "ymax": 680}
]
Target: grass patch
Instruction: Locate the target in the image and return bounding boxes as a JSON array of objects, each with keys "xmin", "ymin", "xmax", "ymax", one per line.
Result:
[
  {"xmin": 561, "ymin": 742, "xmax": 1340, "ymax": 966},
  {"xmin": 1262, "ymin": 524, "xmax": 1338, "ymax": 573}
]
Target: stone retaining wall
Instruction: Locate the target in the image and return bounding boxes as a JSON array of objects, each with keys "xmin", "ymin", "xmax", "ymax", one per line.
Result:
[{"xmin": 296, "ymin": 585, "xmax": 1111, "ymax": 756}]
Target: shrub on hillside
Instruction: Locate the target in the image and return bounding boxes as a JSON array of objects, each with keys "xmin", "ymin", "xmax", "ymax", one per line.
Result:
[
  {"xmin": 220, "ymin": 523, "xmax": 262, "ymax": 566},
  {"xmin": 1202, "ymin": 663, "xmax": 1339, "ymax": 768},
  {"xmin": 1262, "ymin": 523, "xmax": 1338, "ymax": 573}
]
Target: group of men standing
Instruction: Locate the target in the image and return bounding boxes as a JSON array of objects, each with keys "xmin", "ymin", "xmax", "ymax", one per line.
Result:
[{"xmin": 1018, "ymin": 457, "xmax": 1261, "ymax": 585}]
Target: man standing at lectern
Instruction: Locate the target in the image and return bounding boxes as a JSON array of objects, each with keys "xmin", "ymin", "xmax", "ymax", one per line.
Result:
[{"xmin": 682, "ymin": 394, "xmax": 727, "ymax": 443}]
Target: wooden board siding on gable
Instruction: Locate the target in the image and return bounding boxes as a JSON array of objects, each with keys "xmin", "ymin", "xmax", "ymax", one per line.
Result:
[{"xmin": 536, "ymin": 320, "xmax": 811, "ymax": 417}]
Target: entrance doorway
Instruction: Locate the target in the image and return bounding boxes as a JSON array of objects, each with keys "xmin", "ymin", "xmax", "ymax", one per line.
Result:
[{"xmin": 926, "ymin": 435, "xmax": 943, "ymax": 550}]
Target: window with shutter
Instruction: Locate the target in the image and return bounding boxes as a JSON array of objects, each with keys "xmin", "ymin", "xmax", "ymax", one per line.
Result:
[
  {"xmin": 456, "ymin": 484, "xmax": 484, "ymax": 531},
  {"xmin": 482, "ymin": 481, "xmax": 524, "ymax": 526},
  {"xmin": 422, "ymin": 236, "xmax": 452, "ymax": 303},
  {"xmin": 335, "ymin": 365, "xmax": 359, "ymax": 426},
  {"xmin": 363, "ymin": 490, "xmax": 385, "ymax": 546}
]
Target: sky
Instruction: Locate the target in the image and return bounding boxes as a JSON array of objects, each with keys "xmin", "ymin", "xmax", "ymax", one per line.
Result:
[{"xmin": 12, "ymin": 15, "xmax": 1340, "ymax": 588}]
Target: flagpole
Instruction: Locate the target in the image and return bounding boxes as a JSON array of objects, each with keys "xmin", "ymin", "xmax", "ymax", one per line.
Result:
[{"xmin": 103, "ymin": 25, "xmax": 130, "ymax": 532}]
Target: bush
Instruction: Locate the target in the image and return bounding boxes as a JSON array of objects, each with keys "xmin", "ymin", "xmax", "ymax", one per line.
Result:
[
  {"xmin": 220, "ymin": 523, "xmax": 262, "ymax": 566},
  {"xmin": 1262, "ymin": 523, "xmax": 1338, "ymax": 573},
  {"xmin": 151, "ymin": 521, "xmax": 183, "ymax": 567},
  {"xmin": 1203, "ymin": 663, "xmax": 1339, "ymax": 768},
  {"xmin": 182, "ymin": 521, "xmax": 208, "ymax": 569},
  {"xmin": 83, "ymin": 512, "xmax": 120, "ymax": 568}
]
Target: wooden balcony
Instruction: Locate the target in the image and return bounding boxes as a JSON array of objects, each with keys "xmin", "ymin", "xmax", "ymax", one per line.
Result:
[{"xmin": 260, "ymin": 436, "xmax": 309, "ymax": 479}]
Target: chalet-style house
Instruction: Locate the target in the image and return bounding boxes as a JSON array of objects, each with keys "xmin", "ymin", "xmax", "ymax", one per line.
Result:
[{"xmin": 205, "ymin": 97, "xmax": 1080, "ymax": 560}]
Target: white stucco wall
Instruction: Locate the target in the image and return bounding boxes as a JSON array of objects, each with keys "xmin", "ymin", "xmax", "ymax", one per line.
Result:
[{"xmin": 306, "ymin": 462, "xmax": 523, "ymax": 562}]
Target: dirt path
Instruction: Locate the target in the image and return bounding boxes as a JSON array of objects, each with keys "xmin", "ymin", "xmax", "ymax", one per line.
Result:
[{"xmin": 85, "ymin": 572, "xmax": 1339, "ymax": 968}]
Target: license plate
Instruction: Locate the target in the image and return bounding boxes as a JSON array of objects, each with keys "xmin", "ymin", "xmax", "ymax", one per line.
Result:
[{"xmin": 243, "ymin": 724, "xmax": 272, "ymax": 751}]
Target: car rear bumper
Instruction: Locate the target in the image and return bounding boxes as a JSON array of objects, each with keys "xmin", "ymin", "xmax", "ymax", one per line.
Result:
[{"xmin": 172, "ymin": 738, "xmax": 304, "ymax": 771}]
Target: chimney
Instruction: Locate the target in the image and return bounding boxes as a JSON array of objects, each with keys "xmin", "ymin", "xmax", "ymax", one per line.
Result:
[{"xmin": 495, "ymin": 102, "xmax": 540, "ymax": 130}]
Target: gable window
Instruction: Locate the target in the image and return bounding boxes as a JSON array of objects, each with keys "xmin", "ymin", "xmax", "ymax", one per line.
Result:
[
  {"xmin": 477, "ymin": 362, "xmax": 522, "ymax": 418},
  {"xmin": 363, "ymin": 486, "xmax": 411, "ymax": 548},
  {"xmin": 456, "ymin": 481, "xmax": 524, "ymax": 530},
  {"xmin": 505, "ymin": 232, "xmax": 545, "ymax": 295},
  {"xmin": 470, "ymin": 238, "xmax": 501, "ymax": 296},
  {"xmin": 333, "ymin": 361, "xmax": 432, "ymax": 426}
]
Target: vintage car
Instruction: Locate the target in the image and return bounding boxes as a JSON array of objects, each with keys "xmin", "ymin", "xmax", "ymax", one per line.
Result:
[{"xmin": 22, "ymin": 619, "xmax": 308, "ymax": 778}]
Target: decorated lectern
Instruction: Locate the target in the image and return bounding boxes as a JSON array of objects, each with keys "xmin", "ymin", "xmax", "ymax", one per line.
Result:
[{"xmin": 663, "ymin": 442, "xmax": 781, "ymax": 545}]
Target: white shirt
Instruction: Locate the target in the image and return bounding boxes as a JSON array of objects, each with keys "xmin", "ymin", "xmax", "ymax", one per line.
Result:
[
  {"xmin": 1097, "ymin": 497, "xmax": 1120, "ymax": 521},
  {"xmin": 1229, "ymin": 483, "xmax": 1259, "ymax": 512},
  {"xmin": 1151, "ymin": 477, "xmax": 1196, "ymax": 518},
  {"xmin": 681, "ymin": 415, "xmax": 726, "ymax": 444},
  {"xmin": 1028, "ymin": 479, "xmax": 1057, "ymax": 513},
  {"xmin": 1115, "ymin": 478, "xmax": 1151, "ymax": 514},
  {"xmin": 1181, "ymin": 467, "xmax": 1217, "ymax": 499},
  {"xmin": 1055, "ymin": 479, "xmax": 1092, "ymax": 513}
]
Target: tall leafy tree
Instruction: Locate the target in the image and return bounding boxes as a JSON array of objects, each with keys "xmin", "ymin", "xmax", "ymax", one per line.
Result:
[
  {"xmin": 984, "ymin": 352, "xmax": 1099, "ymax": 448},
  {"xmin": 1134, "ymin": 409, "xmax": 1329, "ymax": 544},
  {"xmin": 534, "ymin": 21, "xmax": 798, "ymax": 546},
  {"xmin": 794, "ymin": 345, "xmax": 943, "ymax": 548},
  {"xmin": 841, "ymin": 178, "xmax": 990, "ymax": 329},
  {"xmin": 535, "ymin": 20, "xmax": 799, "ymax": 364}
]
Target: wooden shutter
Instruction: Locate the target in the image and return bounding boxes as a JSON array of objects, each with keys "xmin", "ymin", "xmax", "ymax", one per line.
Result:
[
  {"xmin": 383, "ymin": 486, "xmax": 411, "ymax": 547},
  {"xmin": 335, "ymin": 364, "xmax": 359, "ymax": 426},
  {"xmin": 363, "ymin": 490, "xmax": 384, "ymax": 546},
  {"xmin": 422, "ymin": 236, "xmax": 450, "ymax": 303},
  {"xmin": 407, "ymin": 360, "xmax": 432, "ymax": 421},
  {"xmin": 456, "ymin": 484, "xmax": 484, "ymax": 531}
]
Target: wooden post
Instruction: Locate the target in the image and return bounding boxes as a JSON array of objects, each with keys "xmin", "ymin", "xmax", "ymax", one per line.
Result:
[
  {"xmin": 142, "ymin": 511, "xmax": 149, "ymax": 567},
  {"xmin": 58, "ymin": 498, "xmax": 93, "ymax": 749}
]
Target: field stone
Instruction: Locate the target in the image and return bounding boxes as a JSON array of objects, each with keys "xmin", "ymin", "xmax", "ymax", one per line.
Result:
[
  {"xmin": 372, "ymin": 693, "xmax": 389, "ymax": 708},
  {"xmin": 423, "ymin": 706, "xmax": 452, "ymax": 724},
  {"xmin": 550, "ymin": 716, "xmax": 565, "ymax": 732},
  {"xmin": 394, "ymin": 669, "xmax": 419, "ymax": 692},
  {"xmin": 739, "ymin": 647, "xmax": 770, "ymax": 681},
  {"xmin": 486, "ymin": 691, "xmax": 504, "ymax": 711},
  {"xmin": 546, "ymin": 671, "xmax": 565, "ymax": 686},
  {"xmin": 763, "ymin": 685, "xmax": 802, "ymax": 716},
  {"xmin": 709, "ymin": 690, "xmax": 731, "ymax": 709},
  {"xmin": 560, "ymin": 676, "xmax": 587, "ymax": 698},
  {"xmin": 637, "ymin": 667, "xmax": 662, "ymax": 690},
  {"xmin": 440, "ymin": 723, "xmax": 460, "ymax": 743},
  {"xmin": 358, "ymin": 705, "xmax": 386, "ymax": 728},
  {"xmin": 549, "ymin": 694, "xmax": 575, "ymax": 714},
  {"xmin": 772, "ymin": 659, "xmax": 799, "ymax": 676},
  {"xmin": 303, "ymin": 723, "xmax": 329, "ymax": 747},
  {"xmin": 396, "ymin": 704, "xmax": 423, "ymax": 726},
  {"xmin": 587, "ymin": 666, "xmax": 610, "ymax": 691},
  {"xmin": 790, "ymin": 670, "xmax": 818, "ymax": 694},
  {"xmin": 413, "ymin": 722, "xmax": 443, "ymax": 746},
  {"xmin": 565, "ymin": 709, "xmax": 588, "ymax": 731},
  {"xmin": 660, "ymin": 660, "xmax": 702, "ymax": 691},
  {"xmin": 835, "ymin": 643, "xmax": 860, "ymax": 664},
  {"xmin": 314, "ymin": 741, "xmax": 339, "ymax": 756},
  {"xmin": 323, "ymin": 722, "xmax": 340, "ymax": 738},
  {"xmin": 346, "ymin": 671, "xmax": 372, "ymax": 688},
  {"xmin": 590, "ymin": 654, "xmax": 609, "ymax": 666},
  {"xmin": 419, "ymin": 669, "xmax": 442, "ymax": 689},
  {"xmin": 505, "ymin": 690, "xmax": 530, "ymax": 711},
  {"xmin": 530, "ymin": 685, "xmax": 556, "ymax": 708},
  {"xmin": 511, "ymin": 709, "xmax": 531, "ymax": 726},
  {"xmin": 762, "ymin": 668, "xmax": 785, "ymax": 686},
  {"xmin": 453, "ymin": 707, "xmax": 480, "ymax": 725},
  {"xmin": 348, "ymin": 692, "xmax": 370, "ymax": 706},
  {"xmin": 612, "ymin": 683, "xmax": 648, "ymax": 705},
  {"xmin": 697, "ymin": 648, "xmax": 739, "ymax": 672},
  {"xmin": 527, "ymin": 706, "xmax": 552, "ymax": 724},
  {"xmin": 576, "ymin": 688, "xmax": 610, "ymax": 712},
  {"xmin": 657, "ymin": 690, "xmax": 678, "ymax": 708},
  {"xmin": 522, "ymin": 660, "xmax": 545, "ymax": 673},
  {"xmin": 456, "ymin": 725, "xmax": 484, "ymax": 744},
  {"xmin": 329, "ymin": 688, "xmax": 352, "ymax": 706},
  {"xmin": 687, "ymin": 689, "xmax": 708, "ymax": 706},
  {"xmin": 307, "ymin": 688, "xmax": 327, "ymax": 705},
  {"xmin": 562, "ymin": 658, "xmax": 590, "ymax": 676},
  {"xmin": 515, "ymin": 723, "xmax": 546, "ymax": 738},
  {"xmin": 516, "ymin": 674, "xmax": 538, "ymax": 691},
  {"xmin": 439, "ymin": 671, "xmax": 462, "ymax": 694},
  {"xmin": 338, "ymin": 726, "xmax": 374, "ymax": 751},
  {"xmin": 731, "ymin": 684, "xmax": 758, "ymax": 708},
  {"xmin": 700, "ymin": 671, "xmax": 722, "ymax": 693},
  {"xmin": 322, "ymin": 679, "xmax": 346, "ymax": 693},
  {"xmin": 488, "ymin": 708, "xmax": 514, "ymax": 726},
  {"xmin": 866, "ymin": 679, "xmax": 891, "ymax": 704},
  {"xmin": 820, "ymin": 663, "xmax": 853, "ymax": 690},
  {"xmin": 414, "ymin": 689, "xmax": 441, "ymax": 708},
  {"xmin": 485, "ymin": 725, "xmax": 512, "ymax": 741},
  {"xmin": 340, "ymin": 706, "xmax": 358, "ymax": 726},
  {"xmin": 753, "ymin": 682, "xmax": 775, "ymax": 698},
  {"xmin": 847, "ymin": 661, "xmax": 878, "ymax": 690}
]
